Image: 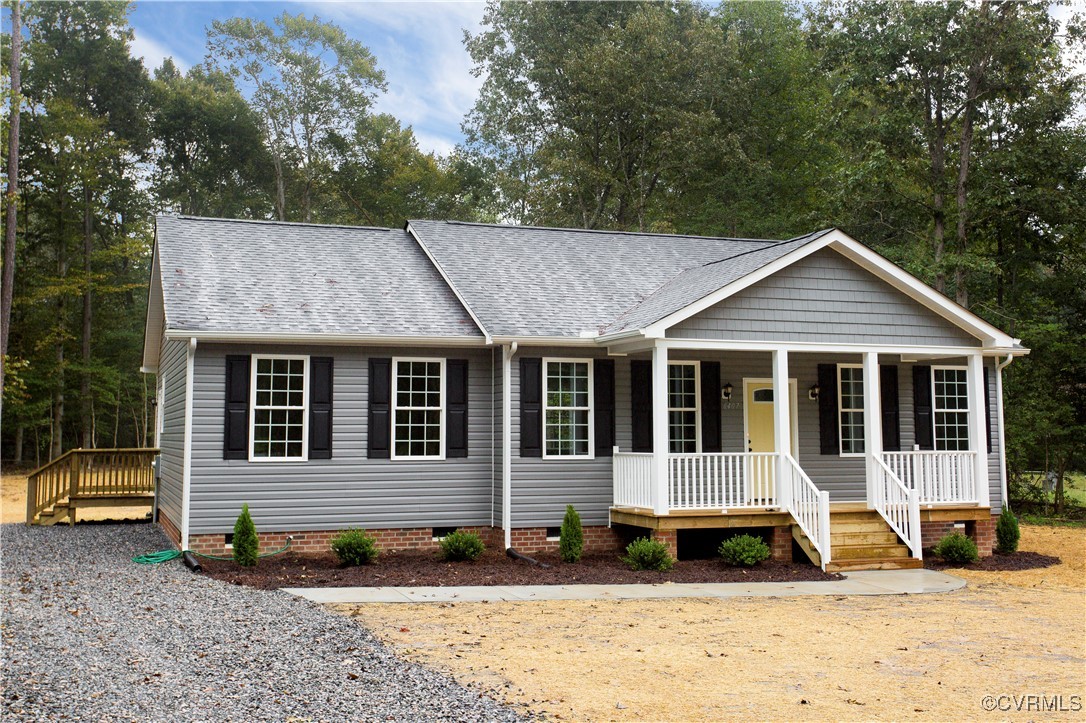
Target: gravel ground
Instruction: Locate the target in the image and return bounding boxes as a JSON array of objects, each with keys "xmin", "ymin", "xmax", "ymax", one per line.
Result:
[{"xmin": 0, "ymin": 522, "xmax": 524, "ymax": 722}]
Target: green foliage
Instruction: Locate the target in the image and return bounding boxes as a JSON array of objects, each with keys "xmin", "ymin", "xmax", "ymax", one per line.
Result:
[
  {"xmin": 439, "ymin": 530, "xmax": 486, "ymax": 562},
  {"xmin": 330, "ymin": 529, "xmax": 380, "ymax": 566},
  {"xmin": 558, "ymin": 505, "xmax": 584, "ymax": 563},
  {"xmin": 232, "ymin": 504, "xmax": 259, "ymax": 567},
  {"xmin": 718, "ymin": 534, "xmax": 771, "ymax": 567},
  {"xmin": 932, "ymin": 532, "xmax": 979, "ymax": 565},
  {"xmin": 622, "ymin": 537, "xmax": 674, "ymax": 572},
  {"xmin": 995, "ymin": 508, "xmax": 1021, "ymax": 554}
]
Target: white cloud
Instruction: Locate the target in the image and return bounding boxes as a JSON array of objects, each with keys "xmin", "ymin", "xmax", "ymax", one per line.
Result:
[
  {"xmin": 130, "ymin": 29, "xmax": 190, "ymax": 73},
  {"xmin": 411, "ymin": 130, "xmax": 457, "ymax": 157}
]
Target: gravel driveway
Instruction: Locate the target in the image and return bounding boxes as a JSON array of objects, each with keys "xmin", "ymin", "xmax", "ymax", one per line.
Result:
[{"xmin": 1, "ymin": 523, "xmax": 523, "ymax": 722}]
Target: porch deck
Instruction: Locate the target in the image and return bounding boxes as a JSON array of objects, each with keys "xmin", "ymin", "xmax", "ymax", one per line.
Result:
[{"xmin": 26, "ymin": 448, "xmax": 159, "ymax": 526}]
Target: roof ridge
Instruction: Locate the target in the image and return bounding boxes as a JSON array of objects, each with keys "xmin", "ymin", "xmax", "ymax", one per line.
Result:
[
  {"xmin": 700, "ymin": 228, "xmax": 836, "ymax": 268},
  {"xmin": 164, "ymin": 214, "xmax": 393, "ymax": 233},
  {"xmin": 421, "ymin": 219, "xmax": 780, "ymax": 244}
]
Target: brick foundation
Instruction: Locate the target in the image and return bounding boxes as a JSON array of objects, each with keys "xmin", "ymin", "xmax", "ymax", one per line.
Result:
[
  {"xmin": 158, "ymin": 510, "xmax": 181, "ymax": 548},
  {"xmin": 185, "ymin": 524, "xmax": 624, "ymax": 557},
  {"xmin": 770, "ymin": 525, "xmax": 793, "ymax": 562},
  {"xmin": 651, "ymin": 529, "xmax": 678, "ymax": 558},
  {"xmin": 921, "ymin": 515, "xmax": 998, "ymax": 558}
]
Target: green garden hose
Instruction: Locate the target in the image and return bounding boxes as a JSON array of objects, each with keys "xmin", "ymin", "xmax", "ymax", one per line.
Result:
[{"xmin": 132, "ymin": 537, "xmax": 293, "ymax": 564}]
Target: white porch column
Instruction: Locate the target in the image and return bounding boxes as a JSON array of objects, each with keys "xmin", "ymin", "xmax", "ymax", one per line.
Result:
[
  {"xmin": 651, "ymin": 343, "xmax": 670, "ymax": 515},
  {"xmin": 772, "ymin": 349, "xmax": 792, "ymax": 510},
  {"xmin": 862, "ymin": 352, "xmax": 883, "ymax": 509},
  {"xmin": 967, "ymin": 354, "xmax": 990, "ymax": 507}
]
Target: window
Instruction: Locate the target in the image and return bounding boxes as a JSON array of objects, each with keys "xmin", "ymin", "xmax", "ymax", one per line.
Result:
[
  {"xmin": 838, "ymin": 365, "xmax": 865, "ymax": 456},
  {"xmin": 544, "ymin": 359, "xmax": 593, "ymax": 458},
  {"xmin": 392, "ymin": 358, "xmax": 444, "ymax": 459},
  {"xmin": 933, "ymin": 367, "xmax": 969, "ymax": 450},
  {"xmin": 668, "ymin": 362, "xmax": 699, "ymax": 453},
  {"xmin": 251, "ymin": 356, "xmax": 308, "ymax": 460}
]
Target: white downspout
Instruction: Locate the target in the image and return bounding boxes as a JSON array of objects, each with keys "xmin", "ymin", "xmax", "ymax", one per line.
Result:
[
  {"xmin": 502, "ymin": 342, "xmax": 517, "ymax": 550},
  {"xmin": 180, "ymin": 337, "xmax": 196, "ymax": 551},
  {"xmin": 995, "ymin": 354, "xmax": 1014, "ymax": 510}
]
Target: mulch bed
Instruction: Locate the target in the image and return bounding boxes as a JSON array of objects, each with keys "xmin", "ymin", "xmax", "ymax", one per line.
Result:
[
  {"xmin": 200, "ymin": 548, "xmax": 842, "ymax": 589},
  {"xmin": 924, "ymin": 550, "xmax": 1061, "ymax": 572}
]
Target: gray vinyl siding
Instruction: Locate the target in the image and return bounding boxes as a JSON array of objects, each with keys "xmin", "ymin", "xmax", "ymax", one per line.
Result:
[
  {"xmin": 156, "ymin": 337, "xmax": 188, "ymax": 529},
  {"xmin": 668, "ymin": 248, "xmax": 980, "ymax": 347},
  {"xmin": 509, "ymin": 347, "xmax": 629, "ymax": 527},
  {"xmin": 187, "ymin": 343, "xmax": 494, "ymax": 535}
]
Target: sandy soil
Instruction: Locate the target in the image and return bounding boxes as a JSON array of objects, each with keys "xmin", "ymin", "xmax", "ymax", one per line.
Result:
[
  {"xmin": 1, "ymin": 472, "xmax": 150, "ymax": 525},
  {"xmin": 341, "ymin": 525, "xmax": 1086, "ymax": 722}
]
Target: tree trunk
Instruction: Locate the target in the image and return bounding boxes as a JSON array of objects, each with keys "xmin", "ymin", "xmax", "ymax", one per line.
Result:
[
  {"xmin": 14, "ymin": 425, "xmax": 24, "ymax": 464},
  {"xmin": 272, "ymin": 153, "xmax": 287, "ymax": 221},
  {"xmin": 81, "ymin": 186, "xmax": 93, "ymax": 448},
  {"xmin": 1, "ymin": 0, "xmax": 22, "ymax": 403}
]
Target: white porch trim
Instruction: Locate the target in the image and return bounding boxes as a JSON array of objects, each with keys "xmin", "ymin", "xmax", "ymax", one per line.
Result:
[
  {"xmin": 772, "ymin": 349, "xmax": 792, "ymax": 511},
  {"xmin": 651, "ymin": 342, "xmax": 670, "ymax": 515},
  {"xmin": 862, "ymin": 352, "xmax": 883, "ymax": 510},
  {"xmin": 968, "ymin": 354, "xmax": 990, "ymax": 507}
]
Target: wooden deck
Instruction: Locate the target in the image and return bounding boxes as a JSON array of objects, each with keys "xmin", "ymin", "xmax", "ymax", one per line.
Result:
[{"xmin": 26, "ymin": 448, "xmax": 158, "ymax": 526}]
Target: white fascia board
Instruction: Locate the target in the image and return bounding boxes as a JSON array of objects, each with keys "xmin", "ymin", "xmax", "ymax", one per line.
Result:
[
  {"xmin": 662, "ymin": 338, "xmax": 1027, "ymax": 357},
  {"xmin": 141, "ymin": 239, "xmax": 165, "ymax": 370},
  {"xmin": 162, "ymin": 330, "xmax": 488, "ymax": 347},
  {"xmin": 490, "ymin": 335, "xmax": 599, "ymax": 347},
  {"xmin": 641, "ymin": 234, "xmax": 838, "ymax": 337},
  {"xmin": 404, "ymin": 222, "xmax": 492, "ymax": 344},
  {"xmin": 139, "ymin": 365, "xmax": 158, "ymax": 375}
]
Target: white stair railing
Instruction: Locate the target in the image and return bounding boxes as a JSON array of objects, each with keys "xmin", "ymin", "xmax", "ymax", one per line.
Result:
[
  {"xmin": 782, "ymin": 454, "xmax": 831, "ymax": 570},
  {"xmin": 882, "ymin": 451, "xmax": 977, "ymax": 505},
  {"xmin": 873, "ymin": 455, "xmax": 923, "ymax": 559}
]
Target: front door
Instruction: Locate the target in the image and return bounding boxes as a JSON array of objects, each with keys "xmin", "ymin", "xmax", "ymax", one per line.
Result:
[{"xmin": 744, "ymin": 380, "xmax": 798, "ymax": 501}]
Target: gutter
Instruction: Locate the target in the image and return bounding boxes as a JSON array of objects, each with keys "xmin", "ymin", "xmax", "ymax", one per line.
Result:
[
  {"xmin": 995, "ymin": 353, "xmax": 1015, "ymax": 511},
  {"xmin": 502, "ymin": 342, "xmax": 517, "ymax": 550}
]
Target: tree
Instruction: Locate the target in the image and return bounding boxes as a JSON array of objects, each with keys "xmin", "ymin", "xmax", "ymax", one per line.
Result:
[
  {"xmin": 1, "ymin": 0, "xmax": 22, "ymax": 406},
  {"xmin": 207, "ymin": 12, "xmax": 386, "ymax": 222}
]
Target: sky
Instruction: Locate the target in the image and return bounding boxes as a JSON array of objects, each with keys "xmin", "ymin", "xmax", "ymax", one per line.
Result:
[{"xmin": 127, "ymin": 1, "xmax": 488, "ymax": 156}]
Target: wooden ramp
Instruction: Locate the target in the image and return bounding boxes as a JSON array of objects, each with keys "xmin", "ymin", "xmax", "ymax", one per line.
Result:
[{"xmin": 26, "ymin": 448, "xmax": 158, "ymax": 526}]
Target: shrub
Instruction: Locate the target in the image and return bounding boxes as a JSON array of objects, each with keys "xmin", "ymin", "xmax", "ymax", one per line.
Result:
[
  {"xmin": 622, "ymin": 537, "xmax": 674, "ymax": 571},
  {"xmin": 440, "ymin": 529, "xmax": 485, "ymax": 562},
  {"xmin": 932, "ymin": 531, "xmax": 979, "ymax": 564},
  {"xmin": 232, "ymin": 504, "xmax": 259, "ymax": 567},
  {"xmin": 331, "ymin": 529, "xmax": 380, "ymax": 566},
  {"xmin": 996, "ymin": 508, "xmax": 1021, "ymax": 554},
  {"xmin": 719, "ymin": 534, "xmax": 771, "ymax": 567},
  {"xmin": 559, "ymin": 505, "xmax": 584, "ymax": 563}
]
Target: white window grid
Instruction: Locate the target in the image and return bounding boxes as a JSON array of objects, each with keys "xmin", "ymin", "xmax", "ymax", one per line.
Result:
[
  {"xmin": 543, "ymin": 358, "xmax": 594, "ymax": 459},
  {"xmin": 249, "ymin": 355, "xmax": 309, "ymax": 462},
  {"xmin": 391, "ymin": 357, "xmax": 446, "ymax": 460},
  {"xmin": 668, "ymin": 361, "xmax": 700, "ymax": 454},
  {"xmin": 932, "ymin": 366, "xmax": 970, "ymax": 451},
  {"xmin": 838, "ymin": 364, "xmax": 865, "ymax": 456}
]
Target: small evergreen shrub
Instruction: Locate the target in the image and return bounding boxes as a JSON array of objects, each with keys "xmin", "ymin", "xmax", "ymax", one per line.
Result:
[
  {"xmin": 232, "ymin": 504, "xmax": 259, "ymax": 567},
  {"xmin": 932, "ymin": 531, "xmax": 979, "ymax": 564},
  {"xmin": 719, "ymin": 534, "xmax": 771, "ymax": 567},
  {"xmin": 996, "ymin": 508, "xmax": 1020, "ymax": 554},
  {"xmin": 331, "ymin": 529, "xmax": 380, "ymax": 566},
  {"xmin": 439, "ymin": 529, "xmax": 485, "ymax": 562},
  {"xmin": 559, "ymin": 505, "xmax": 584, "ymax": 563},
  {"xmin": 622, "ymin": 537, "xmax": 674, "ymax": 571}
]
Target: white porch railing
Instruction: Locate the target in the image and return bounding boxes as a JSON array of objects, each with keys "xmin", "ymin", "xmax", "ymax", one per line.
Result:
[
  {"xmin": 872, "ymin": 455, "xmax": 922, "ymax": 558},
  {"xmin": 782, "ymin": 454, "xmax": 831, "ymax": 569},
  {"xmin": 613, "ymin": 450, "xmax": 654, "ymax": 509},
  {"xmin": 669, "ymin": 452, "xmax": 777, "ymax": 510},
  {"xmin": 882, "ymin": 451, "xmax": 978, "ymax": 505}
]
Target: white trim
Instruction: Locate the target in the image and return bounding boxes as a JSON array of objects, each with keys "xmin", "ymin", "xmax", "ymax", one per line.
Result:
[
  {"xmin": 837, "ymin": 363, "xmax": 865, "ymax": 457},
  {"xmin": 931, "ymin": 365, "xmax": 970, "ymax": 452},
  {"xmin": 502, "ymin": 343, "xmax": 516, "ymax": 549},
  {"xmin": 741, "ymin": 378, "xmax": 799, "ymax": 458},
  {"xmin": 390, "ymin": 356, "xmax": 447, "ymax": 461},
  {"xmin": 248, "ymin": 354, "xmax": 310, "ymax": 463},
  {"xmin": 492, "ymin": 335, "xmax": 599, "ymax": 347},
  {"xmin": 541, "ymin": 357, "xmax": 595, "ymax": 460},
  {"xmin": 163, "ymin": 329, "xmax": 487, "ymax": 346},
  {"xmin": 862, "ymin": 352, "xmax": 883, "ymax": 509},
  {"xmin": 995, "ymin": 355, "xmax": 1013, "ymax": 509},
  {"xmin": 405, "ymin": 222, "xmax": 493, "ymax": 344},
  {"xmin": 667, "ymin": 361, "xmax": 701, "ymax": 454},
  {"xmin": 180, "ymin": 338, "xmax": 196, "ymax": 551},
  {"xmin": 141, "ymin": 239, "xmax": 165, "ymax": 370},
  {"xmin": 659, "ymin": 337, "xmax": 1024, "ymax": 357}
]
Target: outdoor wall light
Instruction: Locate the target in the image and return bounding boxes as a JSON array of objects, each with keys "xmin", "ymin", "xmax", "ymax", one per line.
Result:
[
  {"xmin": 808, "ymin": 384, "xmax": 820, "ymax": 401},
  {"xmin": 721, "ymin": 383, "xmax": 733, "ymax": 401}
]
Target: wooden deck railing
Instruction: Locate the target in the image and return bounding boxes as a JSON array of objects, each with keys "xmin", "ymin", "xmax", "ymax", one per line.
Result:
[{"xmin": 26, "ymin": 448, "xmax": 159, "ymax": 524}]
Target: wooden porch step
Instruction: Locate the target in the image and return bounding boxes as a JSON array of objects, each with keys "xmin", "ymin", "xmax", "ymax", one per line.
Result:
[
  {"xmin": 832, "ymin": 543, "xmax": 910, "ymax": 560},
  {"xmin": 36, "ymin": 502, "xmax": 72, "ymax": 526},
  {"xmin": 831, "ymin": 530, "xmax": 900, "ymax": 546},
  {"xmin": 827, "ymin": 557, "xmax": 924, "ymax": 572},
  {"xmin": 830, "ymin": 520, "xmax": 893, "ymax": 533}
]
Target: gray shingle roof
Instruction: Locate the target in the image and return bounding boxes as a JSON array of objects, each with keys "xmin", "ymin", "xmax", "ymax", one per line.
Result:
[
  {"xmin": 408, "ymin": 221, "xmax": 832, "ymax": 337},
  {"xmin": 155, "ymin": 215, "xmax": 482, "ymax": 338}
]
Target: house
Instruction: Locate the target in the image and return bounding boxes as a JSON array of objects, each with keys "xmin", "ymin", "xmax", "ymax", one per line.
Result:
[{"xmin": 142, "ymin": 215, "xmax": 1026, "ymax": 571}]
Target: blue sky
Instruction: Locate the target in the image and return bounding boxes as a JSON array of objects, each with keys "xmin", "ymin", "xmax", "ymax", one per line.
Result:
[{"xmin": 127, "ymin": 1, "xmax": 488, "ymax": 156}]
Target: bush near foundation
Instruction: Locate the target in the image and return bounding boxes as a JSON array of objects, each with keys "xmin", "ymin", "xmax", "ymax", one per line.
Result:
[
  {"xmin": 559, "ymin": 505, "xmax": 584, "ymax": 563},
  {"xmin": 719, "ymin": 534, "xmax": 771, "ymax": 567},
  {"xmin": 440, "ymin": 529, "xmax": 485, "ymax": 561},
  {"xmin": 233, "ymin": 504, "xmax": 259, "ymax": 567},
  {"xmin": 996, "ymin": 508, "xmax": 1021, "ymax": 554},
  {"xmin": 933, "ymin": 531, "xmax": 979, "ymax": 564},
  {"xmin": 331, "ymin": 529, "xmax": 380, "ymax": 566},
  {"xmin": 622, "ymin": 537, "xmax": 674, "ymax": 571}
]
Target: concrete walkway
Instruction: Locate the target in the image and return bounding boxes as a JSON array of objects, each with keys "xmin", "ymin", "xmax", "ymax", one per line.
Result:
[{"xmin": 283, "ymin": 568, "xmax": 965, "ymax": 604}]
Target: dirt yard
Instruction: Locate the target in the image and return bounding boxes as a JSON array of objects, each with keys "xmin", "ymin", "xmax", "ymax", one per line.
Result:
[
  {"xmin": 341, "ymin": 525, "xmax": 1086, "ymax": 721},
  {"xmin": 1, "ymin": 472, "xmax": 150, "ymax": 525}
]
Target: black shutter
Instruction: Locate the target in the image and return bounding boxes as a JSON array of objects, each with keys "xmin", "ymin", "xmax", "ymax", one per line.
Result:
[
  {"xmin": 309, "ymin": 357, "xmax": 334, "ymax": 459},
  {"xmin": 594, "ymin": 359, "xmax": 615, "ymax": 456},
  {"xmin": 984, "ymin": 366, "xmax": 993, "ymax": 454},
  {"xmin": 880, "ymin": 365, "xmax": 900, "ymax": 452},
  {"xmin": 913, "ymin": 365, "xmax": 934, "ymax": 450},
  {"xmin": 446, "ymin": 359, "xmax": 469, "ymax": 458},
  {"xmin": 700, "ymin": 361, "xmax": 722, "ymax": 453},
  {"xmin": 519, "ymin": 358, "xmax": 542, "ymax": 457},
  {"xmin": 368, "ymin": 358, "xmax": 392, "ymax": 459},
  {"xmin": 631, "ymin": 360, "xmax": 652, "ymax": 452},
  {"xmin": 817, "ymin": 364, "xmax": 839, "ymax": 455},
  {"xmin": 224, "ymin": 355, "xmax": 251, "ymax": 460}
]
